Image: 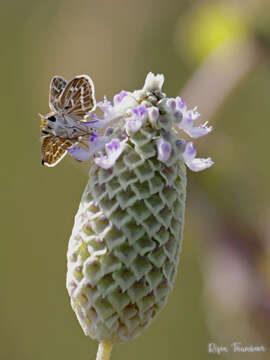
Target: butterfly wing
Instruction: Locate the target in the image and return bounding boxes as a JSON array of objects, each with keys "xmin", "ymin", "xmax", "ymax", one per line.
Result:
[
  {"xmin": 49, "ymin": 76, "xmax": 67, "ymax": 112},
  {"xmin": 58, "ymin": 75, "xmax": 96, "ymax": 119},
  {"xmin": 41, "ymin": 136, "xmax": 73, "ymax": 167}
]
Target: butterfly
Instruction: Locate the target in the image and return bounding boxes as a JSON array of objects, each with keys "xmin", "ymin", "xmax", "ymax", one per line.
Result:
[{"xmin": 40, "ymin": 75, "xmax": 96, "ymax": 167}]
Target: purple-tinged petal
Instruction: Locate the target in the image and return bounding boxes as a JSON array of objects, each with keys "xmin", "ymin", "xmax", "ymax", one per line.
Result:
[
  {"xmin": 176, "ymin": 96, "xmax": 187, "ymax": 110},
  {"xmin": 113, "ymin": 90, "xmax": 128, "ymax": 104},
  {"xmin": 125, "ymin": 105, "xmax": 147, "ymax": 133},
  {"xmin": 95, "ymin": 96, "xmax": 121, "ymax": 125},
  {"xmin": 67, "ymin": 146, "xmax": 93, "ymax": 162},
  {"xmin": 94, "ymin": 153, "xmax": 109, "ymax": 169},
  {"xmin": 187, "ymin": 122, "xmax": 213, "ymax": 138},
  {"xmin": 166, "ymin": 98, "xmax": 177, "ymax": 111},
  {"xmin": 179, "ymin": 117, "xmax": 212, "ymax": 138},
  {"xmin": 88, "ymin": 135, "xmax": 109, "ymax": 156},
  {"xmin": 133, "ymin": 105, "xmax": 147, "ymax": 117},
  {"xmin": 179, "ymin": 116, "xmax": 194, "ymax": 133},
  {"xmin": 187, "ymin": 107, "xmax": 200, "ymax": 121},
  {"xmin": 88, "ymin": 113, "xmax": 98, "ymax": 120},
  {"xmin": 96, "ymin": 97, "xmax": 115, "ymax": 120},
  {"xmin": 115, "ymin": 93, "xmax": 138, "ymax": 112},
  {"xmin": 89, "ymin": 133, "xmax": 98, "ymax": 142},
  {"xmin": 183, "ymin": 142, "xmax": 196, "ymax": 160},
  {"xmin": 67, "ymin": 135, "xmax": 109, "ymax": 162},
  {"xmin": 149, "ymin": 106, "xmax": 159, "ymax": 122},
  {"xmin": 97, "ymin": 93, "xmax": 138, "ymax": 124},
  {"xmin": 97, "ymin": 96, "xmax": 112, "ymax": 112},
  {"xmin": 175, "ymin": 96, "xmax": 200, "ymax": 121},
  {"xmin": 186, "ymin": 158, "xmax": 214, "ymax": 172},
  {"xmin": 157, "ymin": 138, "xmax": 172, "ymax": 162},
  {"xmin": 84, "ymin": 117, "xmax": 110, "ymax": 129},
  {"xmin": 182, "ymin": 142, "xmax": 213, "ymax": 172},
  {"xmin": 94, "ymin": 138, "xmax": 127, "ymax": 169},
  {"xmin": 126, "ymin": 115, "xmax": 142, "ymax": 133}
]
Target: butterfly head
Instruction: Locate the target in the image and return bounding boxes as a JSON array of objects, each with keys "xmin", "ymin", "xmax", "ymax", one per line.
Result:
[{"xmin": 39, "ymin": 113, "xmax": 58, "ymax": 136}]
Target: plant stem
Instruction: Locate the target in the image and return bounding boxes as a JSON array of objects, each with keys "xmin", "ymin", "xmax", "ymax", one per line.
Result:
[{"xmin": 96, "ymin": 341, "xmax": 113, "ymax": 360}]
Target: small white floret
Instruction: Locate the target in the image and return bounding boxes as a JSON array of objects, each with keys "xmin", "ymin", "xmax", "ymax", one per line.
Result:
[{"xmin": 143, "ymin": 72, "xmax": 165, "ymax": 92}]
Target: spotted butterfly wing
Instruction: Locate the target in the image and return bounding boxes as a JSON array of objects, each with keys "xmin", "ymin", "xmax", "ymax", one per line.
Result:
[
  {"xmin": 49, "ymin": 76, "xmax": 67, "ymax": 112},
  {"xmin": 58, "ymin": 75, "xmax": 96, "ymax": 119},
  {"xmin": 41, "ymin": 75, "xmax": 96, "ymax": 167},
  {"xmin": 41, "ymin": 135, "xmax": 73, "ymax": 167}
]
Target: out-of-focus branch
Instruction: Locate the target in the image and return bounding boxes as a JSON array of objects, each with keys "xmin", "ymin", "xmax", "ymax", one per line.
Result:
[{"xmin": 180, "ymin": 39, "xmax": 263, "ymax": 120}]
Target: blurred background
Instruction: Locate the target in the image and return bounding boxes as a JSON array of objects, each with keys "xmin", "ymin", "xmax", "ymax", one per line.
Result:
[{"xmin": 1, "ymin": 0, "xmax": 270, "ymax": 359}]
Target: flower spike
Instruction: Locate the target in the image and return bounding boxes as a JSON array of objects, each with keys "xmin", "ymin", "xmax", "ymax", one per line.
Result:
[{"xmin": 65, "ymin": 72, "xmax": 214, "ymax": 360}]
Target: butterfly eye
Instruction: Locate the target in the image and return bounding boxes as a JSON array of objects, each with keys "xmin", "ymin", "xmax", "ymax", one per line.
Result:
[{"xmin": 48, "ymin": 115, "xmax": 56, "ymax": 122}]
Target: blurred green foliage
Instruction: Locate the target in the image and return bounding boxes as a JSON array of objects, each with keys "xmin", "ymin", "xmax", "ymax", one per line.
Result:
[
  {"xmin": 175, "ymin": 2, "xmax": 248, "ymax": 63},
  {"xmin": 1, "ymin": 0, "xmax": 270, "ymax": 359}
]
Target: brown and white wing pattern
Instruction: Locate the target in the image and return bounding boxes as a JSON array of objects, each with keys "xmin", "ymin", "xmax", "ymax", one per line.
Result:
[
  {"xmin": 49, "ymin": 76, "xmax": 67, "ymax": 112},
  {"xmin": 58, "ymin": 75, "xmax": 96, "ymax": 118},
  {"xmin": 41, "ymin": 135, "xmax": 73, "ymax": 167}
]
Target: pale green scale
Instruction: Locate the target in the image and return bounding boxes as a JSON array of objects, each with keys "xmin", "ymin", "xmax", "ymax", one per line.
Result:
[{"xmin": 66, "ymin": 112, "xmax": 187, "ymax": 343}]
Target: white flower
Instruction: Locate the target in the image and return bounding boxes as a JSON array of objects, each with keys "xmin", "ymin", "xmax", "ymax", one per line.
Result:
[
  {"xmin": 179, "ymin": 118, "xmax": 213, "ymax": 138},
  {"xmin": 67, "ymin": 134, "xmax": 109, "ymax": 161},
  {"xmin": 94, "ymin": 138, "xmax": 128, "ymax": 169},
  {"xmin": 157, "ymin": 138, "xmax": 172, "ymax": 162},
  {"xmin": 143, "ymin": 72, "xmax": 165, "ymax": 92},
  {"xmin": 95, "ymin": 92, "xmax": 138, "ymax": 126},
  {"xmin": 125, "ymin": 106, "xmax": 147, "ymax": 133},
  {"xmin": 173, "ymin": 97, "xmax": 212, "ymax": 138},
  {"xmin": 67, "ymin": 72, "xmax": 214, "ymax": 173},
  {"xmin": 182, "ymin": 142, "xmax": 214, "ymax": 172}
]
